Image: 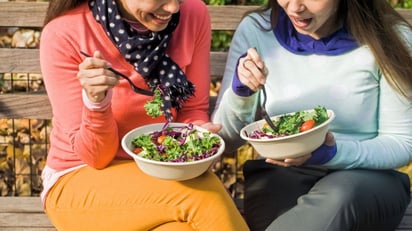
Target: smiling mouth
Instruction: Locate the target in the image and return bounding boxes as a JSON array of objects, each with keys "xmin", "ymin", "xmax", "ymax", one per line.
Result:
[{"xmin": 153, "ymin": 14, "xmax": 172, "ymax": 21}]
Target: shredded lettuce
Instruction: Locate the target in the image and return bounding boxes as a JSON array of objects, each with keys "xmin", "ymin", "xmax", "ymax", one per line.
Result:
[
  {"xmin": 144, "ymin": 88, "xmax": 163, "ymax": 118},
  {"xmin": 248, "ymin": 106, "xmax": 329, "ymax": 139},
  {"xmin": 131, "ymin": 122, "xmax": 221, "ymax": 162}
]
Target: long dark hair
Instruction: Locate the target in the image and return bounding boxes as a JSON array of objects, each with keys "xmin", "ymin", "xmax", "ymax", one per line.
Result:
[
  {"xmin": 245, "ymin": 0, "xmax": 412, "ymax": 101},
  {"xmin": 43, "ymin": 0, "xmax": 86, "ymax": 26}
]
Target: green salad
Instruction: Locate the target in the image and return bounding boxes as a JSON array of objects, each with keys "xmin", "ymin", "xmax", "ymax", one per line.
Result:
[
  {"xmin": 131, "ymin": 122, "xmax": 222, "ymax": 162},
  {"xmin": 248, "ymin": 106, "xmax": 329, "ymax": 139}
]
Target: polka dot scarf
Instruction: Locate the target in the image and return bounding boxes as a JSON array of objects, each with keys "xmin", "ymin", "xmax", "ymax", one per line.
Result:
[{"xmin": 89, "ymin": 0, "xmax": 195, "ymax": 121}]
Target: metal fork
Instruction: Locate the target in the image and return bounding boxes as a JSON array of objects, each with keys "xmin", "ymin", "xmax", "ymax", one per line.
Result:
[
  {"xmin": 80, "ymin": 51, "xmax": 153, "ymax": 96},
  {"xmin": 260, "ymin": 85, "xmax": 277, "ymax": 131}
]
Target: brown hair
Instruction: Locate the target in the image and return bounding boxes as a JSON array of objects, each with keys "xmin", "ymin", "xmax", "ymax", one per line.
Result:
[
  {"xmin": 245, "ymin": 0, "xmax": 412, "ymax": 102},
  {"xmin": 43, "ymin": 0, "xmax": 86, "ymax": 26}
]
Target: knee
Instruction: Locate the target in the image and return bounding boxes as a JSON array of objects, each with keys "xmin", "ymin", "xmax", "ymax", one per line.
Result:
[{"xmin": 302, "ymin": 184, "xmax": 359, "ymax": 213}]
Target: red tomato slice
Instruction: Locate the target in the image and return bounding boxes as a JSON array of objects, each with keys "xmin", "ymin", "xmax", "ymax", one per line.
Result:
[
  {"xmin": 300, "ymin": 120, "xmax": 315, "ymax": 132},
  {"xmin": 133, "ymin": 147, "xmax": 143, "ymax": 154}
]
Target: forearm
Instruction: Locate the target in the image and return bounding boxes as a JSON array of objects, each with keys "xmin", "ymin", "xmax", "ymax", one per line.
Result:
[
  {"xmin": 40, "ymin": 29, "xmax": 119, "ymax": 169},
  {"xmin": 325, "ymin": 76, "xmax": 412, "ymax": 169}
]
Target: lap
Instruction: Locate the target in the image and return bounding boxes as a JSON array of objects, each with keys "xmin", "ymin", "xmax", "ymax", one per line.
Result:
[
  {"xmin": 45, "ymin": 160, "xmax": 248, "ymax": 231},
  {"xmin": 243, "ymin": 159, "xmax": 411, "ymax": 231}
]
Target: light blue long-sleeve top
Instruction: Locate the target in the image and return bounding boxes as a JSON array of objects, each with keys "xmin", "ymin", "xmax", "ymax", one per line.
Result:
[{"xmin": 212, "ymin": 10, "xmax": 412, "ymax": 169}]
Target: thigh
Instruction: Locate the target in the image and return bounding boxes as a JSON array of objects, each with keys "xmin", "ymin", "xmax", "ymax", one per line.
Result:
[
  {"xmin": 243, "ymin": 160, "xmax": 329, "ymax": 231},
  {"xmin": 45, "ymin": 160, "xmax": 249, "ymax": 231},
  {"xmin": 268, "ymin": 169, "xmax": 411, "ymax": 231}
]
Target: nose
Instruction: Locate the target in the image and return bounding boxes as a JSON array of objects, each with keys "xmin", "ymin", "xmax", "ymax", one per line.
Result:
[
  {"xmin": 163, "ymin": 0, "xmax": 183, "ymax": 13},
  {"xmin": 287, "ymin": 0, "xmax": 305, "ymax": 13}
]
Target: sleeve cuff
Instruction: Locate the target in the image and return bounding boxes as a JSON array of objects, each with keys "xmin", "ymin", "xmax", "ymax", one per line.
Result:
[
  {"xmin": 231, "ymin": 53, "xmax": 256, "ymax": 97},
  {"xmin": 82, "ymin": 89, "xmax": 112, "ymax": 111},
  {"xmin": 304, "ymin": 144, "xmax": 337, "ymax": 165}
]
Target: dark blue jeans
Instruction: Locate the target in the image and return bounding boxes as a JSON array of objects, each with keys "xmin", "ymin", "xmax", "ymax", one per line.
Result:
[{"xmin": 243, "ymin": 159, "xmax": 411, "ymax": 231}]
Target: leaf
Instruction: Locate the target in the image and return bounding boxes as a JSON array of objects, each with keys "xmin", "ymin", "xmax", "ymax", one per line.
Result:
[{"xmin": 144, "ymin": 88, "xmax": 163, "ymax": 118}]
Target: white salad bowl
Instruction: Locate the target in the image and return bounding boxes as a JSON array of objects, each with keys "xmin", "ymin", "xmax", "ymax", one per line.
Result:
[
  {"xmin": 240, "ymin": 109, "xmax": 335, "ymax": 160},
  {"xmin": 121, "ymin": 123, "xmax": 225, "ymax": 181}
]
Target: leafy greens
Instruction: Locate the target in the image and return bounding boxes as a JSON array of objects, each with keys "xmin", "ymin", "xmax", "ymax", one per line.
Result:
[
  {"xmin": 144, "ymin": 88, "xmax": 163, "ymax": 118},
  {"xmin": 248, "ymin": 106, "xmax": 329, "ymax": 139},
  {"xmin": 131, "ymin": 122, "xmax": 222, "ymax": 162}
]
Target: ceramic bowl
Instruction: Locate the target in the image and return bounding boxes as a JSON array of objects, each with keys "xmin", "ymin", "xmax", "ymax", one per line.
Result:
[
  {"xmin": 121, "ymin": 123, "xmax": 225, "ymax": 181},
  {"xmin": 240, "ymin": 110, "xmax": 335, "ymax": 160}
]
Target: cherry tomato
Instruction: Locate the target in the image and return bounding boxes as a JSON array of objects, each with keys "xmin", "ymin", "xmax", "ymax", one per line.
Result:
[
  {"xmin": 300, "ymin": 120, "xmax": 315, "ymax": 132},
  {"xmin": 157, "ymin": 135, "xmax": 167, "ymax": 144}
]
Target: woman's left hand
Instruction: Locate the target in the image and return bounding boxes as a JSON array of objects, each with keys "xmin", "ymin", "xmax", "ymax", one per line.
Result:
[
  {"xmin": 265, "ymin": 132, "xmax": 336, "ymax": 167},
  {"xmin": 265, "ymin": 154, "xmax": 312, "ymax": 167}
]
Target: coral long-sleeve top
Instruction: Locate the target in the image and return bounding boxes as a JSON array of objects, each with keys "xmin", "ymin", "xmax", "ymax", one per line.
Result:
[{"xmin": 40, "ymin": 0, "xmax": 211, "ymax": 171}]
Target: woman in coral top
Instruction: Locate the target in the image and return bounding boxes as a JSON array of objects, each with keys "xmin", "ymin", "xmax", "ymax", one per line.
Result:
[{"xmin": 39, "ymin": 0, "xmax": 249, "ymax": 230}]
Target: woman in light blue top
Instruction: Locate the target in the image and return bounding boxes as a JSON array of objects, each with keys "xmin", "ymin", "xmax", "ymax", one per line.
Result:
[{"xmin": 212, "ymin": 0, "xmax": 412, "ymax": 230}]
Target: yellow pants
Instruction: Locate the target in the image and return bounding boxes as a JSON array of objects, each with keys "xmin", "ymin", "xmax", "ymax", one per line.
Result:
[{"xmin": 45, "ymin": 160, "xmax": 249, "ymax": 231}]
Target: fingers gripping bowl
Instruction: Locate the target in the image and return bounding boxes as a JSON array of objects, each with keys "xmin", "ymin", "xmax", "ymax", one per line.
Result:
[
  {"xmin": 240, "ymin": 108, "xmax": 335, "ymax": 160},
  {"xmin": 121, "ymin": 122, "xmax": 225, "ymax": 181}
]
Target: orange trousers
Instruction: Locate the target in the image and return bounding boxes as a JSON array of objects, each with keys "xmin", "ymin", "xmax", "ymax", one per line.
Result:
[{"xmin": 45, "ymin": 160, "xmax": 249, "ymax": 231}]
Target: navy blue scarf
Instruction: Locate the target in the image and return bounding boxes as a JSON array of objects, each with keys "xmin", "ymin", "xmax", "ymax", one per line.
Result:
[
  {"xmin": 89, "ymin": 0, "xmax": 195, "ymax": 120},
  {"xmin": 274, "ymin": 9, "xmax": 359, "ymax": 55}
]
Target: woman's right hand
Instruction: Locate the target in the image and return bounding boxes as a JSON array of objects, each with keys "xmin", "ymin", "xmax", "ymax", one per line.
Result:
[
  {"xmin": 237, "ymin": 47, "xmax": 267, "ymax": 92},
  {"xmin": 77, "ymin": 50, "xmax": 119, "ymax": 103}
]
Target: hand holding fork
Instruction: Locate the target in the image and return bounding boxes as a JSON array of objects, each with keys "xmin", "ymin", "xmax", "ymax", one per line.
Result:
[
  {"xmin": 80, "ymin": 51, "xmax": 153, "ymax": 97},
  {"xmin": 238, "ymin": 48, "xmax": 277, "ymax": 131}
]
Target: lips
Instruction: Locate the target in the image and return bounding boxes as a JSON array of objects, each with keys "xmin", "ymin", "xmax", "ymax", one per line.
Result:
[
  {"xmin": 153, "ymin": 13, "xmax": 172, "ymax": 21},
  {"xmin": 291, "ymin": 16, "xmax": 312, "ymax": 30}
]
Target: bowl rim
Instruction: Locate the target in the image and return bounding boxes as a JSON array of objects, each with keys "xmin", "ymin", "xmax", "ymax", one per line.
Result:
[
  {"xmin": 240, "ymin": 109, "xmax": 335, "ymax": 142},
  {"xmin": 121, "ymin": 122, "xmax": 225, "ymax": 166}
]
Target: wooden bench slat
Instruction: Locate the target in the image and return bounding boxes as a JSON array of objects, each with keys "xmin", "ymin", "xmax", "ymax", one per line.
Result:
[
  {"xmin": 0, "ymin": 48, "xmax": 227, "ymax": 80},
  {"xmin": 0, "ymin": 2, "xmax": 259, "ymax": 29},
  {"xmin": 0, "ymin": 197, "xmax": 44, "ymax": 212},
  {"xmin": 0, "ymin": 197, "xmax": 55, "ymax": 230},
  {"xmin": 1, "ymin": 228, "xmax": 56, "ymax": 231},
  {"xmin": 0, "ymin": 197, "xmax": 411, "ymax": 230},
  {"xmin": 0, "ymin": 94, "xmax": 52, "ymax": 119},
  {"xmin": 0, "ymin": 2, "xmax": 47, "ymax": 28},
  {"xmin": 0, "ymin": 48, "xmax": 41, "ymax": 73},
  {"xmin": 398, "ymin": 9, "xmax": 412, "ymax": 24},
  {"xmin": 210, "ymin": 51, "xmax": 228, "ymax": 78},
  {"xmin": 208, "ymin": 5, "xmax": 259, "ymax": 30},
  {"xmin": 397, "ymin": 203, "xmax": 412, "ymax": 230},
  {"xmin": 0, "ymin": 213, "xmax": 55, "ymax": 227}
]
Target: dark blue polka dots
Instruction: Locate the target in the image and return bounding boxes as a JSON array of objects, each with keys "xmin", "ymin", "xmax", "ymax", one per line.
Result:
[{"xmin": 89, "ymin": 0, "xmax": 195, "ymax": 121}]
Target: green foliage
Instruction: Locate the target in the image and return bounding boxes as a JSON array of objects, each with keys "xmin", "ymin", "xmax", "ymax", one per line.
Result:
[
  {"xmin": 204, "ymin": 0, "xmax": 226, "ymax": 5},
  {"xmin": 211, "ymin": 31, "xmax": 233, "ymax": 51},
  {"xmin": 205, "ymin": 0, "xmax": 267, "ymax": 51},
  {"xmin": 396, "ymin": 0, "xmax": 412, "ymax": 8}
]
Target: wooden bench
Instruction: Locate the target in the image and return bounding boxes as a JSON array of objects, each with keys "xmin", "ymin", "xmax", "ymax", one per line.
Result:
[{"xmin": 1, "ymin": 1, "xmax": 412, "ymax": 230}]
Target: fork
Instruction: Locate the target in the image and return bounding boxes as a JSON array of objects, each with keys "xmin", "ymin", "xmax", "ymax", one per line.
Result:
[
  {"xmin": 80, "ymin": 51, "xmax": 153, "ymax": 96},
  {"xmin": 250, "ymin": 47, "xmax": 277, "ymax": 132},
  {"xmin": 260, "ymin": 85, "xmax": 278, "ymax": 132}
]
